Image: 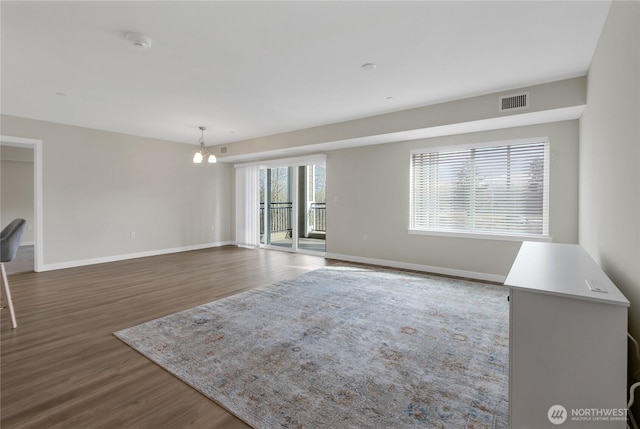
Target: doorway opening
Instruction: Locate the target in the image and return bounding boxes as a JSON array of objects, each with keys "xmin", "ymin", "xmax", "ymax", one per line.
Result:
[{"xmin": 0, "ymin": 136, "xmax": 43, "ymax": 272}]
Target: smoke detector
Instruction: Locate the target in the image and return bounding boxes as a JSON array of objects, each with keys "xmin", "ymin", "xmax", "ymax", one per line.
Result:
[{"xmin": 125, "ymin": 32, "xmax": 153, "ymax": 49}]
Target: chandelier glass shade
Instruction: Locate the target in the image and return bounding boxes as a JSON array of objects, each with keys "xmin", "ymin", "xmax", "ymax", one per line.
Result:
[{"xmin": 193, "ymin": 126, "xmax": 216, "ymax": 164}]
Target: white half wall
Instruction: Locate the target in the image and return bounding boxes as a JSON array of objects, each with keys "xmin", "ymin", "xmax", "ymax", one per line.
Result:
[{"xmin": 0, "ymin": 115, "xmax": 234, "ymax": 269}]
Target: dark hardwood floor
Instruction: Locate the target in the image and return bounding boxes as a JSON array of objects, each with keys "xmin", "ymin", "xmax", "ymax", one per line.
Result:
[{"xmin": 1, "ymin": 246, "xmax": 332, "ymax": 428}]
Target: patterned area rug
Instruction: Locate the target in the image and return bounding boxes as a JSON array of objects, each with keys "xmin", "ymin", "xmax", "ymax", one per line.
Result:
[{"xmin": 115, "ymin": 266, "xmax": 509, "ymax": 428}]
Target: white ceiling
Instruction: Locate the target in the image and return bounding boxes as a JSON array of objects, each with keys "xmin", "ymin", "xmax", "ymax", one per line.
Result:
[{"xmin": 1, "ymin": 1, "xmax": 611, "ymax": 147}]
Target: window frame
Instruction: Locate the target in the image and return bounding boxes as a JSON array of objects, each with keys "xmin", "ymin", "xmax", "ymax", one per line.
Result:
[{"xmin": 409, "ymin": 137, "xmax": 552, "ymax": 242}]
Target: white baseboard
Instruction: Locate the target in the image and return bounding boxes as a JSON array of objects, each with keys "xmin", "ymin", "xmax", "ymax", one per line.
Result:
[
  {"xmin": 324, "ymin": 252, "xmax": 506, "ymax": 283},
  {"xmin": 37, "ymin": 244, "xmax": 506, "ymax": 283},
  {"xmin": 236, "ymin": 243, "xmax": 257, "ymax": 249},
  {"xmin": 40, "ymin": 241, "xmax": 235, "ymax": 272}
]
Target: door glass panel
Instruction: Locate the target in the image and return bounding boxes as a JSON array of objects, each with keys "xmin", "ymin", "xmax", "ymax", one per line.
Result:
[
  {"xmin": 259, "ymin": 169, "xmax": 266, "ymax": 245},
  {"xmin": 298, "ymin": 164, "xmax": 326, "ymax": 252},
  {"xmin": 269, "ymin": 167, "xmax": 292, "ymax": 248}
]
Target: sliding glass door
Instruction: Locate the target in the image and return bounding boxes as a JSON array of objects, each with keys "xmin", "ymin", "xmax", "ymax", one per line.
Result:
[
  {"xmin": 259, "ymin": 160, "xmax": 326, "ymax": 253},
  {"xmin": 260, "ymin": 167, "xmax": 293, "ymax": 249}
]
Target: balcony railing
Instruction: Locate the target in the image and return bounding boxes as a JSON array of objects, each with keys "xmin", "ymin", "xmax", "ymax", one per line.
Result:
[
  {"xmin": 310, "ymin": 202, "xmax": 326, "ymax": 232},
  {"xmin": 259, "ymin": 202, "xmax": 326, "ymax": 235},
  {"xmin": 260, "ymin": 202, "xmax": 292, "ymax": 235}
]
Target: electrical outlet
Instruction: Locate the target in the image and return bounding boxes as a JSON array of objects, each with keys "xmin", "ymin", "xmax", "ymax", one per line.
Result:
[
  {"xmin": 586, "ymin": 279, "xmax": 607, "ymax": 293},
  {"xmin": 130, "ymin": 232, "xmax": 136, "ymax": 239},
  {"xmin": 362, "ymin": 233, "xmax": 368, "ymax": 241}
]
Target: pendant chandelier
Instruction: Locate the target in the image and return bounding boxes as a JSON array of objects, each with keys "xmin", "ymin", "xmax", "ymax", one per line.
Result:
[{"xmin": 192, "ymin": 126, "xmax": 217, "ymax": 164}]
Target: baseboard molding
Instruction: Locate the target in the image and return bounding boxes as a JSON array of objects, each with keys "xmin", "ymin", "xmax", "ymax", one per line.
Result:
[
  {"xmin": 324, "ymin": 252, "xmax": 506, "ymax": 283},
  {"xmin": 40, "ymin": 241, "xmax": 235, "ymax": 272},
  {"xmin": 236, "ymin": 244, "xmax": 257, "ymax": 249},
  {"xmin": 38, "ymin": 244, "xmax": 506, "ymax": 282}
]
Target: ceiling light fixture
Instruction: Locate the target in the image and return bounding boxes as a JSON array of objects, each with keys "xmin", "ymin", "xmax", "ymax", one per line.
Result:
[
  {"xmin": 193, "ymin": 126, "xmax": 216, "ymax": 164},
  {"xmin": 361, "ymin": 63, "xmax": 377, "ymax": 71},
  {"xmin": 125, "ymin": 32, "xmax": 153, "ymax": 49}
]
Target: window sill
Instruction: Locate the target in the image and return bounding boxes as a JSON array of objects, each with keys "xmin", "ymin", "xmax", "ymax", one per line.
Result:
[{"xmin": 408, "ymin": 228, "xmax": 552, "ymax": 243}]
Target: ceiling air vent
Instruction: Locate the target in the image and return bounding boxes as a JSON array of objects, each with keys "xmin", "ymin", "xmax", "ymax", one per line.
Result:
[
  {"xmin": 499, "ymin": 92, "xmax": 529, "ymax": 112},
  {"xmin": 220, "ymin": 147, "xmax": 228, "ymax": 154}
]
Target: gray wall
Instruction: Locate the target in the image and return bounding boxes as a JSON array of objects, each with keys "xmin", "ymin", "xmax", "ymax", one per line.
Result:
[
  {"xmin": 326, "ymin": 120, "xmax": 579, "ymax": 280},
  {"xmin": 0, "ymin": 115, "xmax": 233, "ymax": 268},
  {"xmin": 579, "ymin": 0, "xmax": 640, "ymax": 381},
  {"xmin": 214, "ymin": 77, "xmax": 585, "ymax": 160}
]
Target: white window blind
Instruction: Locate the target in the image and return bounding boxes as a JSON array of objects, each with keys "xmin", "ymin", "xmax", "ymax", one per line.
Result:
[
  {"xmin": 410, "ymin": 139, "xmax": 549, "ymax": 238},
  {"xmin": 235, "ymin": 165, "xmax": 260, "ymax": 247}
]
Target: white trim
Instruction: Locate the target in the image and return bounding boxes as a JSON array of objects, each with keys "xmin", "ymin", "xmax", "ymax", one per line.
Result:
[
  {"xmin": 0, "ymin": 136, "xmax": 40, "ymax": 147},
  {"xmin": 1, "ymin": 157, "xmax": 33, "ymax": 164},
  {"xmin": 237, "ymin": 243, "xmax": 257, "ymax": 249},
  {"xmin": 234, "ymin": 154, "xmax": 326, "ymax": 169},
  {"xmin": 20, "ymin": 242, "xmax": 35, "ymax": 246},
  {"xmin": 39, "ymin": 241, "xmax": 234, "ymax": 272},
  {"xmin": 408, "ymin": 228, "xmax": 553, "ymax": 243},
  {"xmin": 218, "ymin": 106, "xmax": 584, "ymax": 164},
  {"xmin": 262, "ymin": 244, "xmax": 296, "ymax": 253},
  {"xmin": 296, "ymin": 247, "xmax": 326, "ymax": 257},
  {"xmin": 258, "ymin": 243, "xmax": 326, "ymax": 257},
  {"xmin": 1, "ymin": 135, "xmax": 44, "ymax": 272},
  {"xmin": 325, "ymin": 252, "xmax": 506, "ymax": 283},
  {"xmin": 410, "ymin": 136, "xmax": 549, "ymax": 156}
]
